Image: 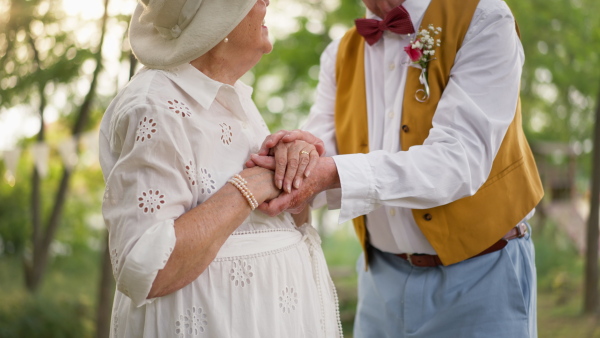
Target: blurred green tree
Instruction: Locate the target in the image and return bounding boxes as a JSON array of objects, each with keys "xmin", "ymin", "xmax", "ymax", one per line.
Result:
[
  {"xmin": 0, "ymin": 0, "xmax": 110, "ymax": 292},
  {"xmin": 508, "ymin": 0, "xmax": 599, "ymax": 159},
  {"xmin": 507, "ymin": 0, "xmax": 600, "ymax": 313}
]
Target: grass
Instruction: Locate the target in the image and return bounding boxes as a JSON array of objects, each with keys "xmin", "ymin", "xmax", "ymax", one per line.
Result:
[
  {"xmin": 1, "ymin": 219, "xmax": 599, "ymax": 337},
  {"xmin": 538, "ymin": 293, "xmax": 600, "ymax": 337},
  {"xmin": 0, "ymin": 247, "xmax": 100, "ymax": 337},
  {"xmin": 533, "ymin": 220, "xmax": 600, "ymax": 337}
]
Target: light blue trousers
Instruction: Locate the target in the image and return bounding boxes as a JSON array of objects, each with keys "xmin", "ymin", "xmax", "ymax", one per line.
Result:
[{"xmin": 354, "ymin": 225, "xmax": 536, "ymax": 338}]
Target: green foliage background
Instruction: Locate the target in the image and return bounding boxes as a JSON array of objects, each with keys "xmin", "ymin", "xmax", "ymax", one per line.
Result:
[{"xmin": 1, "ymin": 0, "xmax": 599, "ymax": 336}]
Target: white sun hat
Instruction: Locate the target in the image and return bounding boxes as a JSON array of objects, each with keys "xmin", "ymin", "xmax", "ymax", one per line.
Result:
[{"xmin": 129, "ymin": 0, "xmax": 256, "ymax": 69}]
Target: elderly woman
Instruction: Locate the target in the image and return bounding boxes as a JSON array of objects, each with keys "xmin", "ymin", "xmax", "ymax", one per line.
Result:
[{"xmin": 99, "ymin": 0, "xmax": 342, "ymax": 337}]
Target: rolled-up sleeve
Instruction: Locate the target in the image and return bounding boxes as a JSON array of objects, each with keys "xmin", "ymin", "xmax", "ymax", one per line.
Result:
[{"xmin": 101, "ymin": 103, "xmax": 194, "ymax": 307}]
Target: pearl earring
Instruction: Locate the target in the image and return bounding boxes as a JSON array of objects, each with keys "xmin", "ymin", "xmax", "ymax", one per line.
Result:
[{"xmin": 224, "ymin": 37, "xmax": 229, "ymax": 43}]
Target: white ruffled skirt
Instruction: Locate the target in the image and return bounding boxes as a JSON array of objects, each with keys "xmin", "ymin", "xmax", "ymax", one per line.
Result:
[{"xmin": 111, "ymin": 224, "xmax": 342, "ymax": 337}]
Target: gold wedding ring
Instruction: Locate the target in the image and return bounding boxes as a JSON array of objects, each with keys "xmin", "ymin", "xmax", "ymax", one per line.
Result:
[{"xmin": 300, "ymin": 151, "xmax": 310, "ymax": 155}]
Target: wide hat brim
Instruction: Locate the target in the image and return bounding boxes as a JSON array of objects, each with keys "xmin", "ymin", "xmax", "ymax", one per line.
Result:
[{"xmin": 129, "ymin": 0, "xmax": 256, "ymax": 69}]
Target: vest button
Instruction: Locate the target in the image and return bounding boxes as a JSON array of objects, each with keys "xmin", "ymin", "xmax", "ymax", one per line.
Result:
[
  {"xmin": 423, "ymin": 213, "xmax": 432, "ymax": 221},
  {"xmin": 402, "ymin": 125, "xmax": 410, "ymax": 132}
]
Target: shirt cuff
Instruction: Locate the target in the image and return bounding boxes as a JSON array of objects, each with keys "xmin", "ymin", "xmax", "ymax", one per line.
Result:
[
  {"xmin": 332, "ymin": 154, "xmax": 377, "ymax": 223},
  {"xmin": 325, "ymin": 188, "xmax": 341, "ymax": 209},
  {"xmin": 118, "ymin": 219, "xmax": 177, "ymax": 307}
]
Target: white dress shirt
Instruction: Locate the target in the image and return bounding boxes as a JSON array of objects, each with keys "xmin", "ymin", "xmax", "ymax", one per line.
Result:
[{"xmin": 303, "ymin": 0, "xmax": 528, "ymax": 254}]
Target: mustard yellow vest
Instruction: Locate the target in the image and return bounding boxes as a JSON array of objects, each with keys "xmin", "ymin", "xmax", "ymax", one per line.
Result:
[{"xmin": 334, "ymin": 0, "xmax": 544, "ymax": 265}]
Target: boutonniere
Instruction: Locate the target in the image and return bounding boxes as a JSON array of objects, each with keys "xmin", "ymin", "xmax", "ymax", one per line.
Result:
[{"xmin": 404, "ymin": 24, "xmax": 442, "ymax": 102}]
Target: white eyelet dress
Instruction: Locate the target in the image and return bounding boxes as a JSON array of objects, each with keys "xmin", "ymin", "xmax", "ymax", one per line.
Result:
[{"xmin": 99, "ymin": 64, "xmax": 342, "ymax": 338}]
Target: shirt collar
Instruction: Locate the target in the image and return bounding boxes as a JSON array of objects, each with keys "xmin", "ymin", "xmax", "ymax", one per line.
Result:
[
  {"xmin": 365, "ymin": 0, "xmax": 431, "ymax": 32},
  {"xmin": 161, "ymin": 63, "xmax": 253, "ymax": 110}
]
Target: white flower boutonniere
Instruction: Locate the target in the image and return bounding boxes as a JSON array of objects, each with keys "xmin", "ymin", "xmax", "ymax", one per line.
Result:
[{"xmin": 404, "ymin": 24, "xmax": 442, "ymax": 102}]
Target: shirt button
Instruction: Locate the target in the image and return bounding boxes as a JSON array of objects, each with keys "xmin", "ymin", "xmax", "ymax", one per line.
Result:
[
  {"xmin": 388, "ymin": 111, "xmax": 394, "ymax": 119},
  {"xmin": 389, "ymin": 208, "xmax": 396, "ymax": 217},
  {"xmin": 389, "ymin": 63, "xmax": 395, "ymax": 71},
  {"xmin": 402, "ymin": 124, "xmax": 410, "ymax": 132},
  {"xmin": 242, "ymin": 121, "xmax": 248, "ymax": 129},
  {"xmin": 423, "ymin": 213, "xmax": 432, "ymax": 221}
]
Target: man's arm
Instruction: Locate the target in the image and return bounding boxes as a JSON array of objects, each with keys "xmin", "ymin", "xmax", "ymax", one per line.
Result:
[{"xmin": 257, "ymin": 2, "xmax": 524, "ymax": 222}]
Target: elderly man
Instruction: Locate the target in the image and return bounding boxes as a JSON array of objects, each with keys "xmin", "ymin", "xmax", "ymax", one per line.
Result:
[{"xmin": 250, "ymin": 0, "xmax": 543, "ymax": 337}]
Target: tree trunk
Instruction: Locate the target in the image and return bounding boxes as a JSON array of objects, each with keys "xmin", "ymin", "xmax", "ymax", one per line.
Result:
[
  {"xmin": 26, "ymin": 169, "xmax": 73, "ymax": 291},
  {"xmin": 24, "ymin": 30, "xmax": 47, "ymax": 291},
  {"xmin": 583, "ymin": 83, "xmax": 600, "ymax": 314}
]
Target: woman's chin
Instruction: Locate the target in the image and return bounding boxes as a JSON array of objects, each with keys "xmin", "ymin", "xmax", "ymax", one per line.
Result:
[
  {"xmin": 264, "ymin": 44, "xmax": 274, "ymax": 55},
  {"xmin": 261, "ymin": 40, "xmax": 273, "ymax": 55}
]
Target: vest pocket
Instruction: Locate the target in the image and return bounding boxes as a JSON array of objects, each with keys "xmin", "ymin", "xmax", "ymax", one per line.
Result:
[{"xmin": 479, "ymin": 156, "xmax": 524, "ymax": 191}]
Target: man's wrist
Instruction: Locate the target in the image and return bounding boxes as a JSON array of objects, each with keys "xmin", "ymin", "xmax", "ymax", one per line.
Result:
[{"xmin": 318, "ymin": 157, "xmax": 340, "ymax": 191}]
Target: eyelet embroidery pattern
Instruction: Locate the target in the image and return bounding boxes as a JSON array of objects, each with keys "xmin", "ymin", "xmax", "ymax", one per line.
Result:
[
  {"xmin": 103, "ymin": 186, "xmax": 116, "ymax": 206},
  {"xmin": 279, "ymin": 286, "xmax": 299, "ymax": 314},
  {"xmin": 219, "ymin": 123, "xmax": 233, "ymax": 145},
  {"xmin": 110, "ymin": 249, "xmax": 119, "ymax": 279},
  {"xmin": 168, "ymin": 99, "xmax": 191, "ymax": 118},
  {"xmin": 230, "ymin": 259, "xmax": 253, "ymax": 287},
  {"xmin": 198, "ymin": 168, "xmax": 216, "ymax": 195},
  {"xmin": 137, "ymin": 189, "xmax": 166, "ymax": 214},
  {"xmin": 113, "ymin": 313, "xmax": 119, "ymax": 337},
  {"xmin": 136, "ymin": 117, "xmax": 157, "ymax": 142},
  {"xmin": 185, "ymin": 160, "xmax": 197, "ymax": 186},
  {"xmin": 175, "ymin": 306, "xmax": 208, "ymax": 337}
]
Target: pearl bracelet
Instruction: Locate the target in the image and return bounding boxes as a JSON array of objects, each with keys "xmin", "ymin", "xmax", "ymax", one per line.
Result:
[{"xmin": 228, "ymin": 174, "xmax": 258, "ymax": 210}]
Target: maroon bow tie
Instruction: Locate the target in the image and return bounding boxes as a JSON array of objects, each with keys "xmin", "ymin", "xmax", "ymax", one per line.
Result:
[{"xmin": 355, "ymin": 6, "xmax": 415, "ymax": 45}]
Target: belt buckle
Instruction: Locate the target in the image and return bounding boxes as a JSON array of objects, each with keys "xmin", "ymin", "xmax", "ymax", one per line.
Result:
[
  {"xmin": 405, "ymin": 253, "xmax": 414, "ymax": 266},
  {"xmin": 516, "ymin": 223, "xmax": 528, "ymax": 238}
]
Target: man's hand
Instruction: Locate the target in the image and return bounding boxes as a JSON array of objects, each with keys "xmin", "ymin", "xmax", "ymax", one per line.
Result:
[
  {"xmin": 248, "ymin": 130, "xmax": 326, "ymax": 158},
  {"xmin": 246, "ymin": 130, "xmax": 326, "ymax": 192},
  {"xmin": 251, "ymin": 156, "xmax": 340, "ymax": 216}
]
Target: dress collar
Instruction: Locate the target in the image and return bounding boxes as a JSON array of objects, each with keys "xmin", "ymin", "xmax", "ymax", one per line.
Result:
[{"xmin": 160, "ymin": 63, "xmax": 253, "ymax": 111}]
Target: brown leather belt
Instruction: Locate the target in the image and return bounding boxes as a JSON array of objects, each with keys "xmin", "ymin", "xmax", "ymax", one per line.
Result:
[{"xmin": 396, "ymin": 222, "xmax": 528, "ymax": 267}]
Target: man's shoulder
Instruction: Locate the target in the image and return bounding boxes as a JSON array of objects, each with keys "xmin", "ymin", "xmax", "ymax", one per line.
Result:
[
  {"xmin": 325, "ymin": 38, "xmax": 342, "ymax": 55},
  {"xmin": 319, "ymin": 38, "xmax": 342, "ymax": 65},
  {"xmin": 467, "ymin": 0, "xmax": 516, "ymax": 35},
  {"xmin": 474, "ymin": 0, "xmax": 514, "ymax": 18}
]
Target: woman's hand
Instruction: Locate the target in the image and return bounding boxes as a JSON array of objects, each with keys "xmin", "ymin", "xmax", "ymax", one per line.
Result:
[
  {"xmin": 246, "ymin": 130, "xmax": 325, "ymax": 193},
  {"xmin": 252, "ymin": 129, "xmax": 326, "ymax": 157},
  {"xmin": 239, "ymin": 166, "xmax": 281, "ymax": 203},
  {"xmin": 271, "ymin": 140, "xmax": 320, "ymax": 193},
  {"xmin": 255, "ymin": 157, "xmax": 340, "ymax": 216}
]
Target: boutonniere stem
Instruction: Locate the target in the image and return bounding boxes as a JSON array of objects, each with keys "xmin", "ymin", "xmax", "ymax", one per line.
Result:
[{"xmin": 404, "ymin": 24, "xmax": 442, "ymax": 102}]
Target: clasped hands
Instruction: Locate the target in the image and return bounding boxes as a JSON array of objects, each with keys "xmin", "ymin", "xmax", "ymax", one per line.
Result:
[{"xmin": 245, "ymin": 130, "xmax": 339, "ymax": 216}]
